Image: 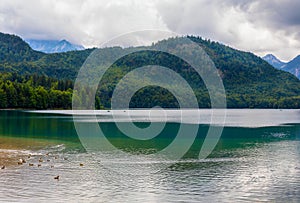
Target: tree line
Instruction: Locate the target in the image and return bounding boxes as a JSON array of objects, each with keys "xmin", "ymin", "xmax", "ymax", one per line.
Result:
[
  {"xmin": 0, "ymin": 73, "xmax": 74, "ymax": 109},
  {"xmin": 0, "ymin": 72, "xmax": 299, "ymax": 110}
]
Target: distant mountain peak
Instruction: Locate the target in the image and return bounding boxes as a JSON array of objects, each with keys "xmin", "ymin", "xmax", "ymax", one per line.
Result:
[
  {"xmin": 262, "ymin": 54, "xmax": 286, "ymax": 69},
  {"xmin": 263, "ymin": 54, "xmax": 276, "ymax": 58},
  {"xmin": 292, "ymin": 55, "xmax": 300, "ymax": 61},
  {"xmin": 282, "ymin": 55, "xmax": 300, "ymax": 79},
  {"xmin": 25, "ymin": 39, "xmax": 84, "ymax": 53}
]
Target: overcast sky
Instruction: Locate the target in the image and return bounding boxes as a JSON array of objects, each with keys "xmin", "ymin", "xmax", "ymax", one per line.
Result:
[{"xmin": 0, "ymin": 0, "xmax": 300, "ymax": 61}]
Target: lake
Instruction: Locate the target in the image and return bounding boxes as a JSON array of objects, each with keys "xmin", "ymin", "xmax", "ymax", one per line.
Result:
[{"xmin": 0, "ymin": 109, "xmax": 300, "ymax": 202}]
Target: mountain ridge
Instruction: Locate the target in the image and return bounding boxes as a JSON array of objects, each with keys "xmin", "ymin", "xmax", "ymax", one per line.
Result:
[
  {"xmin": 283, "ymin": 55, "xmax": 300, "ymax": 79},
  {"xmin": 262, "ymin": 54, "xmax": 286, "ymax": 69},
  {"xmin": 25, "ymin": 39, "xmax": 85, "ymax": 53},
  {"xmin": 0, "ymin": 32, "xmax": 44, "ymax": 62},
  {"xmin": 262, "ymin": 53, "xmax": 300, "ymax": 79},
  {"xmin": 0, "ymin": 32, "xmax": 300, "ymax": 109}
]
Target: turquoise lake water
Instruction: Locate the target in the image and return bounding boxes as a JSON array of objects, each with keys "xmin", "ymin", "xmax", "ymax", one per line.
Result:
[{"xmin": 0, "ymin": 110, "xmax": 299, "ymax": 202}]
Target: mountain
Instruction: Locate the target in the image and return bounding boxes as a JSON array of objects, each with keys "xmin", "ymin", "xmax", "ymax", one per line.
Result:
[
  {"xmin": 262, "ymin": 54, "xmax": 286, "ymax": 69},
  {"xmin": 0, "ymin": 32, "xmax": 43, "ymax": 62},
  {"xmin": 0, "ymin": 32, "xmax": 300, "ymax": 109},
  {"xmin": 0, "ymin": 33, "xmax": 92, "ymax": 77},
  {"xmin": 282, "ymin": 55, "xmax": 300, "ymax": 79},
  {"xmin": 262, "ymin": 54, "xmax": 300, "ymax": 79},
  {"xmin": 25, "ymin": 39, "xmax": 84, "ymax": 53}
]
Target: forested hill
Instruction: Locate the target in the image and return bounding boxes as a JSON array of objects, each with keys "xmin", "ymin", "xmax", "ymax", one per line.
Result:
[
  {"xmin": 0, "ymin": 32, "xmax": 93, "ymax": 79},
  {"xmin": 0, "ymin": 33, "xmax": 43, "ymax": 62},
  {"xmin": 0, "ymin": 32, "xmax": 300, "ymax": 109}
]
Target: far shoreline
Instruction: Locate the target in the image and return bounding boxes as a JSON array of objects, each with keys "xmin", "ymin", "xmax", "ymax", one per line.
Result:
[{"xmin": 1, "ymin": 108, "xmax": 300, "ymax": 111}]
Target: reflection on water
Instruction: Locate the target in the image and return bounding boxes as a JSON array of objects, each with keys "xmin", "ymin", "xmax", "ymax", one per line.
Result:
[
  {"xmin": 0, "ymin": 110, "xmax": 299, "ymax": 202},
  {"xmin": 34, "ymin": 109, "xmax": 300, "ymax": 127}
]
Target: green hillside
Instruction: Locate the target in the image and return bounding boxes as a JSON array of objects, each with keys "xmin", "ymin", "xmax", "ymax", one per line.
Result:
[
  {"xmin": 188, "ymin": 36, "xmax": 300, "ymax": 108},
  {"xmin": 0, "ymin": 33, "xmax": 43, "ymax": 62},
  {"xmin": 0, "ymin": 32, "xmax": 93, "ymax": 78},
  {"xmin": 0, "ymin": 32, "xmax": 299, "ymax": 109}
]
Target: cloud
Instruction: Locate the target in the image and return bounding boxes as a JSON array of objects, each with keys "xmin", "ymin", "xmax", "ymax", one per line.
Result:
[
  {"xmin": 0, "ymin": 0, "xmax": 300, "ymax": 61},
  {"xmin": 237, "ymin": 0, "xmax": 300, "ymax": 61},
  {"xmin": 0, "ymin": 0, "xmax": 168, "ymax": 47},
  {"xmin": 155, "ymin": 0, "xmax": 300, "ymax": 61}
]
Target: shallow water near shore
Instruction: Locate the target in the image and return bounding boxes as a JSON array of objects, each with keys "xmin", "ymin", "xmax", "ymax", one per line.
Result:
[{"xmin": 0, "ymin": 110, "xmax": 300, "ymax": 202}]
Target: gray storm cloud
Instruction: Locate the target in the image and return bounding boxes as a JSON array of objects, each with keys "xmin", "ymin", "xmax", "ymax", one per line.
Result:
[{"xmin": 0, "ymin": 0, "xmax": 299, "ymax": 61}]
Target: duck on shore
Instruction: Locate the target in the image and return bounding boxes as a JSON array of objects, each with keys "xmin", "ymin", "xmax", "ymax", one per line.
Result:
[{"xmin": 18, "ymin": 158, "xmax": 26, "ymax": 165}]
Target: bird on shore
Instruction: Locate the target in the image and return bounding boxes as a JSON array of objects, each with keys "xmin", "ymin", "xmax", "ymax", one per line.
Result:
[
  {"xmin": 18, "ymin": 158, "xmax": 26, "ymax": 165},
  {"xmin": 29, "ymin": 163, "xmax": 34, "ymax": 167},
  {"xmin": 1, "ymin": 166, "xmax": 5, "ymax": 169}
]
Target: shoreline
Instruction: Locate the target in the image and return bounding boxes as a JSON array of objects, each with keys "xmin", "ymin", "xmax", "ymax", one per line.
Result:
[
  {"xmin": 0, "ymin": 136, "xmax": 33, "ymax": 168},
  {"xmin": 0, "ymin": 107, "xmax": 300, "ymax": 111},
  {"xmin": 0, "ymin": 135, "xmax": 65, "ymax": 169},
  {"xmin": 0, "ymin": 150, "xmax": 28, "ymax": 168}
]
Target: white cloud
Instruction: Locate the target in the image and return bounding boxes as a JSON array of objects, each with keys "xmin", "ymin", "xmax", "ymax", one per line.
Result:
[
  {"xmin": 155, "ymin": 0, "xmax": 300, "ymax": 61},
  {"xmin": 0, "ymin": 0, "xmax": 300, "ymax": 61},
  {"xmin": 0, "ymin": 0, "xmax": 168, "ymax": 47}
]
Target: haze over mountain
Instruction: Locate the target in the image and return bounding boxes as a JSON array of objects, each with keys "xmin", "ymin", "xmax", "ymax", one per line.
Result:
[
  {"xmin": 263, "ymin": 54, "xmax": 300, "ymax": 79},
  {"xmin": 262, "ymin": 54, "xmax": 286, "ymax": 69},
  {"xmin": 283, "ymin": 55, "xmax": 300, "ymax": 79},
  {"xmin": 0, "ymin": 32, "xmax": 300, "ymax": 109},
  {"xmin": 25, "ymin": 39, "xmax": 84, "ymax": 53}
]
